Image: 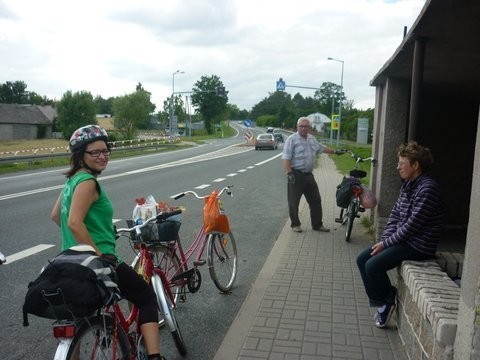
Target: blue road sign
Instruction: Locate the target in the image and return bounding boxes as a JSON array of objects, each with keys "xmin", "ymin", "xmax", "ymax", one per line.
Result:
[
  {"xmin": 276, "ymin": 78, "xmax": 286, "ymax": 91},
  {"xmin": 244, "ymin": 119, "xmax": 252, "ymax": 127}
]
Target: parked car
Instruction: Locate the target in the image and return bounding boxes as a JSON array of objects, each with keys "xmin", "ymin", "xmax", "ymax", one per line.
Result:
[
  {"xmin": 255, "ymin": 133, "xmax": 277, "ymax": 150},
  {"xmin": 266, "ymin": 127, "xmax": 274, "ymax": 133},
  {"xmin": 273, "ymin": 129, "xmax": 284, "ymax": 143}
]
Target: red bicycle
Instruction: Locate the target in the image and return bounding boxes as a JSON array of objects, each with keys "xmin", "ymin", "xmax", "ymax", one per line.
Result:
[
  {"xmin": 136, "ymin": 186, "xmax": 238, "ymax": 305},
  {"xmin": 52, "ymin": 210, "xmax": 187, "ymax": 359}
]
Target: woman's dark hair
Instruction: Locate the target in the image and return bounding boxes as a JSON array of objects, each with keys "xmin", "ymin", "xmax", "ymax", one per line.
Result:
[
  {"xmin": 397, "ymin": 140, "xmax": 434, "ymax": 172},
  {"xmin": 64, "ymin": 141, "xmax": 111, "ymax": 178}
]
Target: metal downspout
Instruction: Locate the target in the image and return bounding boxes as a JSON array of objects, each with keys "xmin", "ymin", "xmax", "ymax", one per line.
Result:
[{"xmin": 408, "ymin": 38, "xmax": 426, "ymax": 141}]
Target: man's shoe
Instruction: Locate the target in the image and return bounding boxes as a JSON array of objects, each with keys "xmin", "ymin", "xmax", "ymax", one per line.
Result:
[
  {"xmin": 374, "ymin": 303, "xmax": 396, "ymax": 328},
  {"xmin": 313, "ymin": 226, "xmax": 330, "ymax": 232},
  {"xmin": 292, "ymin": 226, "xmax": 302, "ymax": 233}
]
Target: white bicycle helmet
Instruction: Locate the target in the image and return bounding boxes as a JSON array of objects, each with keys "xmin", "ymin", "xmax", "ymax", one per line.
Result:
[{"xmin": 69, "ymin": 125, "xmax": 108, "ymax": 152}]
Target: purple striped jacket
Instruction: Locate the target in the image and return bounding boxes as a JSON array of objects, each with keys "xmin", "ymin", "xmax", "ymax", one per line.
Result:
[{"xmin": 380, "ymin": 173, "xmax": 445, "ymax": 255}]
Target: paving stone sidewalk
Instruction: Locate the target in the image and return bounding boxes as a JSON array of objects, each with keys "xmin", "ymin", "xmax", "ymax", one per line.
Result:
[{"xmin": 215, "ymin": 154, "xmax": 407, "ymax": 360}]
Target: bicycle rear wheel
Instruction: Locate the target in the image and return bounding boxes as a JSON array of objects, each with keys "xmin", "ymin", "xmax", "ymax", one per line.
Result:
[
  {"xmin": 345, "ymin": 200, "xmax": 357, "ymax": 242},
  {"xmin": 207, "ymin": 231, "xmax": 237, "ymax": 292},
  {"xmin": 151, "ymin": 274, "xmax": 187, "ymax": 356},
  {"xmin": 65, "ymin": 315, "xmax": 129, "ymax": 360}
]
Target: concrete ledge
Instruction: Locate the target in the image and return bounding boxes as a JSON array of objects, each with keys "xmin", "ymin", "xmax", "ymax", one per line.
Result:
[{"xmin": 397, "ymin": 259, "xmax": 461, "ymax": 360}]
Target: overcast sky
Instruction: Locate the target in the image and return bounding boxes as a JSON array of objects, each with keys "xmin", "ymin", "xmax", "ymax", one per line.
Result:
[{"xmin": 0, "ymin": 0, "xmax": 425, "ymax": 113}]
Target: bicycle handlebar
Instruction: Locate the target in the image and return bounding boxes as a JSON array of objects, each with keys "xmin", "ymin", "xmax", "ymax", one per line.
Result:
[
  {"xmin": 116, "ymin": 209, "xmax": 183, "ymax": 235},
  {"xmin": 172, "ymin": 185, "xmax": 233, "ymax": 200},
  {"xmin": 342, "ymin": 149, "xmax": 377, "ymax": 166}
]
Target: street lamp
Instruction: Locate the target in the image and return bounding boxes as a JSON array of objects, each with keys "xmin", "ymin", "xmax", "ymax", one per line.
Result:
[
  {"xmin": 327, "ymin": 57, "xmax": 344, "ymax": 146},
  {"xmin": 170, "ymin": 69, "xmax": 184, "ymax": 134}
]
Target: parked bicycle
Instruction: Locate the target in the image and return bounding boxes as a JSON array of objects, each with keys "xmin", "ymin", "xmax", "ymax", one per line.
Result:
[
  {"xmin": 335, "ymin": 150, "xmax": 377, "ymax": 242},
  {"xmin": 53, "ymin": 210, "xmax": 187, "ymax": 359},
  {"xmin": 140, "ymin": 185, "xmax": 238, "ymax": 305}
]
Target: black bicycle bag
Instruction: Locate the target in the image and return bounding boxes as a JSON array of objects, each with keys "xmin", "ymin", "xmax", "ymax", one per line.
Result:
[
  {"xmin": 22, "ymin": 245, "xmax": 119, "ymax": 326},
  {"xmin": 335, "ymin": 176, "xmax": 360, "ymax": 208}
]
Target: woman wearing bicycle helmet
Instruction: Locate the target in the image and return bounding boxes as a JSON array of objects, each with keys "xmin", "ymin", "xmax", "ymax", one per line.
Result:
[{"xmin": 51, "ymin": 125, "xmax": 165, "ymax": 360}]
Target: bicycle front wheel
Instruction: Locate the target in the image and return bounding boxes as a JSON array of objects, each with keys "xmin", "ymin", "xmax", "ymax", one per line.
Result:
[
  {"xmin": 65, "ymin": 315, "xmax": 129, "ymax": 360},
  {"xmin": 207, "ymin": 231, "xmax": 237, "ymax": 292},
  {"xmin": 345, "ymin": 200, "xmax": 357, "ymax": 242},
  {"xmin": 151, "ymin": 274, "xmax": 187, "ymax": 356}
]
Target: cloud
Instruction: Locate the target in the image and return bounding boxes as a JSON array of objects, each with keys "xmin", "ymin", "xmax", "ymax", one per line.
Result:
[{"xmin": 0, "ymin": 0, "xmax": 425, "ymax": 112}]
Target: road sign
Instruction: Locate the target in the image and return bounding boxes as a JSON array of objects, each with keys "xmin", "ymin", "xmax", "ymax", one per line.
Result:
[
  {"xmin": 244, "ymin": 119, "xmax": 252, "ymax": 127},
  {"xmin": 331, "ymin": 114, "xmax": 340, "ymax": 130},
  {"xmin": 245, "ymin": 130, "xmax": 253, "ymax": 142},
  {"xmin": 276, "ymin": 78, "xmax": 286, "ymax": 91}
]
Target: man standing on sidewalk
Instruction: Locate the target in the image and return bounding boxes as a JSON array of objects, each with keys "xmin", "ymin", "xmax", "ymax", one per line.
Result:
[{"xmin": 282, "ymin": 117, "xmax": 343, "ymax": 233}]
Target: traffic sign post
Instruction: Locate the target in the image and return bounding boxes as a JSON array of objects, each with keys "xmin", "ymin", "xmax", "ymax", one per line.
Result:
[{"xmin": 244, "ymin": 130, "xmax": 253, "ymax": 144}]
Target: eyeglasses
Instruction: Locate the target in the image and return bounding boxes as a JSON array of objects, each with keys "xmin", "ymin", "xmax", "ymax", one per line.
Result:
[
  {"xmin": 298, "ymin": 125, "xmax": 310, "ymax": 128},
  {"xmin": 85, "ymin": 149, "xmax": 111, "ymax": 157}
]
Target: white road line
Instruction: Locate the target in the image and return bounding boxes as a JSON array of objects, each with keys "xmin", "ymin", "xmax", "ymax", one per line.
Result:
[
  {"xmin": 5, "ymin": 244, "xmax": 55, "ymax": 264},
  {"xmin": 226, "ymin": 173, "xmax": 238, "ymax": 177},
  {"xmin": 195, "ymin": 184, "xmax": 210, "ymax": 189},
  {"xmin": 247, "ymin": 166, "xmax": 255, "ymax": 169},
  {"xmin": 213, "ymin": 178, "xmax": 226, "ymax": 182},
  {"xmin": 238, "ymin": 169, "xmax": 247, "ymax": 172}
]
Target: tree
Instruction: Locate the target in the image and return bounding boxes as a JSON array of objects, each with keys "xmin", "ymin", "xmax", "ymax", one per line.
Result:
[
  {"xmin": 94, "ymin": 95, "xmax": 114, "ymax": 115},
  {"xmin": 190, "ymin": 75, "xmax": 228, "ymax": 134},
  {"xmin": 56, "ymin": 90, "xmax": 97, "ymax": 140},
  {"xmin": 112, "ymin": 88, "xmax": 155, "ymax": 139},
  {"xmin": 0, "ymin": 80, "xmax": 28, "ymax": 103},
  {"xmin": 314, "ymin": 82, "xmax": 345, "ymax": 115}
]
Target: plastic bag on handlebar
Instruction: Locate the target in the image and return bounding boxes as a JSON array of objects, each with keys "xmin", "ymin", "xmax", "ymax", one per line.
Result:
[
  {"xmin": 203, "ymin": 190, "xmax": 230, "ymax": 234},
  {"xmin": 359, "ymin": 185, "xmax": 377, "ymax": 209}
]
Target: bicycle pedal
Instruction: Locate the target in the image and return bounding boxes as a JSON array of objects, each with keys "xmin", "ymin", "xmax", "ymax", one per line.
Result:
[
  {"xmin": 335, "ymin": 218, "xmax": 343, "ymax": 223},
  {"xmin": 193, "ymin": 259, "xmax": 206, "ymax": 266}
]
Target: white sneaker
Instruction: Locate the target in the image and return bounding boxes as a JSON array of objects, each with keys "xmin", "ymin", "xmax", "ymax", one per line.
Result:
[{"xmin": 292, "ymin": 226, "xmax": 302, "ymax": 233}]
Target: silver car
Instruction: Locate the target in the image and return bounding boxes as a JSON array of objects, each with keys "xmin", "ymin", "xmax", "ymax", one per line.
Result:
[{"xmin": 255, "ymin": 133, "xmax": 277, "ymax": 150}]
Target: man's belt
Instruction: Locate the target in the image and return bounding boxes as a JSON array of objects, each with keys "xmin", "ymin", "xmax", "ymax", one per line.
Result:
[{"xmin": 292, "ymin": 168, "xmax": 312, "ymax": 175}]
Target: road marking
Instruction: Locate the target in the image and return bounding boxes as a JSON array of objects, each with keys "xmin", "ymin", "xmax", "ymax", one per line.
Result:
[
  {"xmin": 226, "ymin": 173, "xmax": 238, "ymax": 177},
  {"xmin": 213, "ymin": 178, "xmax": 226, "ymax": 182},
  {"xmin": 238, "ymin": 169, "xmax": 247, "ymax": 172},
  {"xmin": 5, "ymin": 244, "xmax": 55, "ymax": 264},
  {"xmin": 195, "ymin": 184, "xmax": 210, "ymax": 189}
]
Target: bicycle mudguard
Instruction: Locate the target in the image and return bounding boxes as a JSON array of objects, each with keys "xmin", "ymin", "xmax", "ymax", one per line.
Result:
[{"xmin": 53, "ymin": 338, "xmax": 72, "ymax": 360}]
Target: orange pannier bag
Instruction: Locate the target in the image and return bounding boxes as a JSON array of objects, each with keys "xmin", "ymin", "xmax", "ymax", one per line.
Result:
[{"xmin": 203, "ymin": 190, "xmax": 230, "ymax": 234}]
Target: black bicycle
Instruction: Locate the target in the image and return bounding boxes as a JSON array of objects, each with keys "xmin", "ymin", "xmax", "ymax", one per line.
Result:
[{"xmin": 335, "ymin": 150, "xmax": 376, "ymax": 242}]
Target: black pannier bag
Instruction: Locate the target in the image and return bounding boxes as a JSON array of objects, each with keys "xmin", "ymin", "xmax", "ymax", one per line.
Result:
[
  {"xmin": 335, "ymin": 176, "xmax": 360, "ymax": 208},
  {"xmin": 22, "ymin": 245, "xmax": 119, "ymax": 326}
]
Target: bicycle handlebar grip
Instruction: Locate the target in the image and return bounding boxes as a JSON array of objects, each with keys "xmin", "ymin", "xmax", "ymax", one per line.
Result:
[
  {"xmin": 173, "ymin": 192, "xmax": 185, "ymax": 200},
  {"xmin": 156, "ymin": 209, "xmax": 182, "ymax": 221}
]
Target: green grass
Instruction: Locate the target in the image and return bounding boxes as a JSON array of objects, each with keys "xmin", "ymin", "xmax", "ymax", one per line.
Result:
[{"xmin": 329, "ymin": 145, "xmax": 373, "ymax": 185}]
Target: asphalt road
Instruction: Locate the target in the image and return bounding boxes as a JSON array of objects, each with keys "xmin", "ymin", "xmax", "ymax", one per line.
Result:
[{"xmin": 0, "ymin": 128, "xmax": 289, "ymax": 359}]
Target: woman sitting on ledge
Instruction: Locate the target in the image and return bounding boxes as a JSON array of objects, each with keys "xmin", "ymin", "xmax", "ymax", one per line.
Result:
[{"xmin": 356, "ymin": 141, "xmax": 445, "ymax": 328}]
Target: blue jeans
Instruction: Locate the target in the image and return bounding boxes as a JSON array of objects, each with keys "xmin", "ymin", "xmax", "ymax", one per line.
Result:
[{"xmin": 356, "ymin": 243, "xmax": 432, "ymax": 307}]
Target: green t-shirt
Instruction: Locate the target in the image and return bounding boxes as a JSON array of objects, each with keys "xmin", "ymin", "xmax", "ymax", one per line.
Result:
[{"xmin": 60, "ymin": 171, "xmax": 116, "ymax": 256}]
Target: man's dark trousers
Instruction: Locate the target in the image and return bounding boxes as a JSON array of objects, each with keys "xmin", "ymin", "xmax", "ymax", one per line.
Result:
[{"xmin": 287, "ymin": 169, "xmax": 323, "ymax": 229}]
